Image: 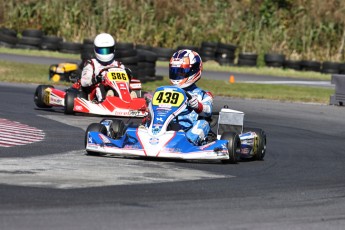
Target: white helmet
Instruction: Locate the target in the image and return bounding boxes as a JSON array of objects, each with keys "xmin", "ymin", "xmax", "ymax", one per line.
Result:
[{"xmin": 94, "ymin": 33, "xmax": 115, "ymax": 63}]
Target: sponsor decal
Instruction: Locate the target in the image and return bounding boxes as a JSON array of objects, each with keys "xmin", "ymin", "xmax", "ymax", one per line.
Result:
[
  {"xmin": 75, "ymin": 105, "xmax": 83, "ymax": 111},
  {"xmin": 149, "ymin": 137, "xmax": 160, "ymax": 145},
  {"xmin": 129, "ymin": 110, "xmax": 140, "ymax": 116},
  {"xmin": 98, "ymin": 134, "xmax": 111, "ymax": 143},
  {"xmin": 164, "ymin": 147, "xmax": 182, "ymax": 153},
  {"xmin": 156, "ymin": 117, "xmax": 164, "ymax": 123},
  {"xmin": 200, "ymin": 141, "xmax": 216, "ymax": 150}
]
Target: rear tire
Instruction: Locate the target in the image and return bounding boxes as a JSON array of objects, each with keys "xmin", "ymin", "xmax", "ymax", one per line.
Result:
[
  {"xmin": 220, "ymin": 132, "xmax": 241, "ymax": 164},
  {"xmin": 85, "ymin": 123, "xmax": 107, "ymax": 156},
  {"xmin": 243, "ymin": 128, "xmax": 267, "ymax": 160},
  {"xmin": 64, "ymin": 88, "xmax": 79, "ymax": 114},
  {"xmin": 34, "ymin": 85, "xmax": 54, "ymax": 108}
]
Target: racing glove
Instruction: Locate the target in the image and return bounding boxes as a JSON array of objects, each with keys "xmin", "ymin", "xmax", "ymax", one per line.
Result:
[
  {"xmin": 188, "ymin": 95, "xmax": 203, "ymax": 113},
  {"xmin": 92, "ymin": 75, "xmax": 103, "ymax": 85}
]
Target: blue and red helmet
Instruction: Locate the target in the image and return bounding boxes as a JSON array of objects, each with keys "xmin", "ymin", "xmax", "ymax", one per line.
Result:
[{"xmin": 169, "ymin": 49, "xmax": 203, "ymax": 88}]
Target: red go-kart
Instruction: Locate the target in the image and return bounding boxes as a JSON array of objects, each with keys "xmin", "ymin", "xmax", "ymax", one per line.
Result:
[{"xmin": 34, "ymin": 67, "xmax": 148, "ymax": 117}]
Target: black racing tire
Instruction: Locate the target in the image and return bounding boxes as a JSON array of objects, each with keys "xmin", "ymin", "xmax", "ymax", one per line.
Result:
[
  {"xmin": 243, "ymin": 128, "xmax": 267, "ymax": 160},
  {"xmin": 22, "ymin": 29, "xmax": 44, "ymax": 38},
  {"xmin": 85, "ymin": 123, "xmax": 108, "ymax": 156},
  {"xmin": 17, "ymin": 36, "xmax": 41, "ymax": 46},
  {"xmin": 111, "ymin": 119, "xmax": 125, "ymax": 139},
  {"xmin": 237, "ymin": 58, "xmax": 257, "ymax": 67},
  {"xmin": 321, "ymin": 61, "xmax": 340, "ymax": 74},
  {"xmin": 217, "ymin": 42, "xmax": 237, "ymax": 51},
  {"xmin": 220, "ymin": 132, "xmax": 241, "ymax": 164},
  {"xmin": 238, "ymin": 53, "xmax": 258, "ymax": 61},
  {"xmin": 116, "ymin": 42, "xmax": 134, "ymax": 50},
  {"xmin": 137, "ymin": 49, "xmax": 158, "ymax": 62},
  {"xmin": 59, "ymin": 41, "xmax": 82, "ymax": 54},
  {"xmin": 34, "ymin": 85, "xmax": 54, "ymax": 108},
  {"xmin": 0, "ymin": 27, "xmax": 17, "ymax": 37},
  {"xmin": 176, "ymin": 45, "xmax": 200, "ymax": 53},
  {"xmin": 300, "ymin": 60, "xmax": 321, "ymax": 72},
  {"xmin": 64, "ymin": 88, "xmax": 79, "ymax": 114},
  {"xmin": 0, "ymin": 32, "xmax": 18, "ymax": 45},
  {"xmin": 284, "ymin": 60, "xmax": 302, "ymax": 70},
  {"xmin": 115, "ymin": 49, "xmax": 137, "ymax": 58}
]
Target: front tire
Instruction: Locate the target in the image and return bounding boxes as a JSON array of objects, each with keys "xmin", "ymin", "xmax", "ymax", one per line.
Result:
[
  {"xmin": 85, "ymin": 123, "xmax": 107, "ymax": 156},
  {"xmin": 110, "ymin": 119, "xmax": 125, "ymax": 139},
  {"xmin": 64, "ymin": 88, "xmax": 79, "ymax": 114},
  {"xmin": 244, "ymin": 128, "xmax": 266, "ymax": 160},
  {"xmin": 34, "ymin": 85, "xmax": 54, "ymax": 108},
  {"xmin": 220, "ymin": 132, "xmax": 241, "ymax": 164}
]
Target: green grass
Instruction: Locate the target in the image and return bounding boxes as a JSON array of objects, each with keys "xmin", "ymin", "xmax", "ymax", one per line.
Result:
[
  {"xmin": 0, "ymin": 51, "xmax": 334, "ymax": 105},
  {"xmin": 143, "ymin": 76, "xmax": 334, "ymax": 104}
]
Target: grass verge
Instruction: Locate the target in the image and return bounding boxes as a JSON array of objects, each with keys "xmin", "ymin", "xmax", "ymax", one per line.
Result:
[{"xmin": 0, "ymin": 54, "xmax": 334, "ymax": 105}]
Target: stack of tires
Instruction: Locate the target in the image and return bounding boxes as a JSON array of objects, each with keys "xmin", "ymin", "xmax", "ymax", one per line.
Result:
[
  {"xmin": 237, "ymin": 53, "xmax": 258, "ymax": 67},
  {"xmin": 321, "ymin": 61, "xmax": 340, "ymax": 74},
  {"xmin": 264, "ymin": 53, "xmax": 285, "ymax": 68},
  {"xmin": 199, "ymin": 42, "xmax": 217, "ymax": 61},
  {"xmin": 136, "ymin": 49, "xmax": 158, "ymax": 82},
  {"xmin": 80, "ymin": 38, "xmax": 94, "ymax": 62},
  {"xmin": 40, "ymin": 36, "xmax": 63, "ymax": 51},
  {"xmin": 16, "ymin": 29, "xmax": 44, "ymax": 50},
  {"xmin": 0, "ymin": 27, "xmax": 18, "ymax": 48},
  {"xmin": 151, "ymin": 47, "xmax": 175, "ymax": 61},
  {"xmin": 58, "ymin": 40, "xmax": 82, "ymax": 54},
  {"xmin": 300, "ymin": 60, "xmax": 321, "ymax": 72},
  {"xmin": 176, "ymin": 45, "xmax": 199, "ymax": 53},
  {"xmin": 215, "ymin": 43, "xmax": 237, "ymax": 66},
  {"xmin": 284, "ymin": 60, "xmax": 302, "ymax": 70},
  {"xmin": 114, "ymin": 42, "xmax": 138, "ymax": 79}
]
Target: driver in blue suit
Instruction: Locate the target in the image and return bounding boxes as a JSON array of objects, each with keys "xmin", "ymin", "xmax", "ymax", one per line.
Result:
[{"xmin": 168, "ymin": 49, "xmax": 214, "ymax": 145}]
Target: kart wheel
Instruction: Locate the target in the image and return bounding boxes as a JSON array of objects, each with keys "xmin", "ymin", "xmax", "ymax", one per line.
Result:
[
  {"xmin": 244, "ymin": 128, "xmax": 267, "ymax": 160},
  {"xmin": 64, "ymin": 88, "xmax": 79, "ymax": 114},
  {"xmin": 85, "ymin": 123, "xmax": 107, "ymax": 156},
  {"xmin": 34, "ymin": 85, "xmax": 54, "ymax": 108},
  {"xmin": 220, "ymin": 132, "xmax": 241, "ymax": 164},
  {"xmin": 110, "ymin": 119, "xmax": 125, "ymax": 139}
]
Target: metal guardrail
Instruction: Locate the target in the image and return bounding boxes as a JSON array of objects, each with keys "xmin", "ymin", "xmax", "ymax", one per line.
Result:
[{"xmin": 330, "ymin": 74, "xmax": 345, "ymax": 106}]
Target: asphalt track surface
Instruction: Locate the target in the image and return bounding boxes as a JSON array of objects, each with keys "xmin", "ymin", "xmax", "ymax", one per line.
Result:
[
  {"xmin": 1, "ymin": 78, "xmax": 345, "ymax": 229},
  {"xmin": 0, "ymin": 54, "xmax": 344, "ymax": 229}
]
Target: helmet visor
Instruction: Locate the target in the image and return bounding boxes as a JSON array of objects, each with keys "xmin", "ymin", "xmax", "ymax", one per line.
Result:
[
  {"xmin": 95, "ymin": 46, "xmax": 114, "ymax": 55},
  {"xmin": 169, "ymin": 67, "xmax": 190, "ymax": 80}
]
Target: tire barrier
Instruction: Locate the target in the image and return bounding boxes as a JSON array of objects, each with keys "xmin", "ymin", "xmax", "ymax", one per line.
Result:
[
  {"xmin": 151, "ymin": 47, "xmax": 175, "ymax": 61},
  {"xmin": 330, "ymin": 74, "xmax": 345, "ymax": 106},
  {"xmin": 0, "ymin": 27, "xmax": 18, "ymax": 48},
  {"xmin": 1, "ymin": 26, "xmax": 344, "ymax": 82},
  {"xmin": 199, "ymin": 41, "xmax": 217, "ymax": 61},
  {"xmin": 321, "ymin": 61, "xmax": 340, "ymax": 74},
  {"xmin": 40, "ymin": 36, "xmax": 63, "ymax": 51},
  {"xmin": 237, "ymin": 53, "xmax": 258, "ymax": 67},
  {"xmin": 264, "ymin": 53, "xmax": 285, "ymax": 68},
  {"xmin": 16, "ymin": 29, "xmax": 43, "ymax": 50},
  {"xmin": 284, "ymin": 60, "xmax": 302, "ymax": 70},
  {"xmin": 216, "ymin": 43, "xmax": 236, "ymax": 66},
  {"xmin": 58, "ymin": 41, "xmax": 82, "ymax": 54},
  {"xmin": 300, "ymin": 60, "xmax": 321, "ymax": 72}
]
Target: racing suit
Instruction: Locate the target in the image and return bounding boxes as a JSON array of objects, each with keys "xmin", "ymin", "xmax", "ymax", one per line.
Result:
[
  {"xmin": 81, "ymin": 58, "xmax": 125, "ymax": 101},
  {"xmin": 173, "ymin": 84, "xmax": 213, "ymax": 145}
]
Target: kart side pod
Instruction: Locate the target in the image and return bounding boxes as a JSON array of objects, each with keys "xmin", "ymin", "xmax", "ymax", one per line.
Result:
[{"xmin": 217, "ymin": 107, "xmax": 244, "ymax": 139}]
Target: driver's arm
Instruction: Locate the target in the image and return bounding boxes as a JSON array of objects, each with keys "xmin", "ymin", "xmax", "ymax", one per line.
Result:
[
  {"xmin": 81, "ymin": 61, "xmax": 95, "ymax": 87},
  {"xmin": 199, "ymin": 91, "xmax": 213, "ymax": 117}
]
